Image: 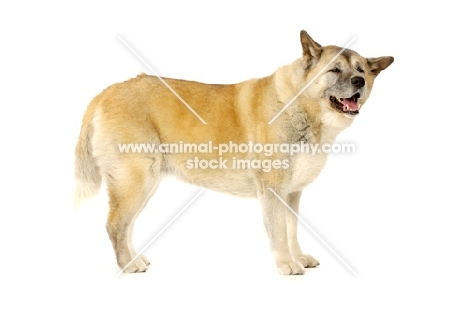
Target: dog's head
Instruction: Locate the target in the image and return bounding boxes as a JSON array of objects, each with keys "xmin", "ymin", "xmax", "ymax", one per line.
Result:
[{"xmin": 299, "ymin": 30, "xmax": 393, "ymax": 121}]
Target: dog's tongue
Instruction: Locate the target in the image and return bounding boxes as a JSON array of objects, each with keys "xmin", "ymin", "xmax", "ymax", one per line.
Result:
[{"xmin": 343, "ymin": 98, "xmax": 359, "ymax": 111}]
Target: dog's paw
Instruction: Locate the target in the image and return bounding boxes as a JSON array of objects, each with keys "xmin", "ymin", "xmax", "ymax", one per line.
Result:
[
  {"xmin": 122, "ymin": 258, "xmax": 149, "ymax": 273},
  {"xmin": 139, "ymin": 254, "xmax": 151, "ymax": 266},
  {"xmin": 277, "ymin": 261, "xmax": 306, "ymax": 275},
  {"xmin": 295, "ymin": 254, "xmax": 320, "ymax": 268}
]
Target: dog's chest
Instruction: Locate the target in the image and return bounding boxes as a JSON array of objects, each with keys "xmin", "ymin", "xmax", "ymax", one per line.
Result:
[{"xmin": 287, "ymin": 152, "xmax": 328, "ymax": 192}]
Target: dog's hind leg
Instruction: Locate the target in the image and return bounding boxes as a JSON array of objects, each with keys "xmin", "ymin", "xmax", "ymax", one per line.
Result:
[
  {"xmin": 105, "ymin": 155, "xmax": 161, "ymax": 273},
  {"xmin": 286, "ymin": 191, "xmax": 320, "ymax": 268}
]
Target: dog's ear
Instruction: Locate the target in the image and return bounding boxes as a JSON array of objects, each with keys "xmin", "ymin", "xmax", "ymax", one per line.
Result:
[
  {"xmin": 366, "ymin": 56, "xmax": 394, "ymax": 76},
  {"xmin": 300, "ymin": 30, "xmax": 322, "ymax": 70}
]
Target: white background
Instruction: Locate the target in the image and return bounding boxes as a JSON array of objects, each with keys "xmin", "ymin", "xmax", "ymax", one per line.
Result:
[{"xmin": 1, "ymin": 1, "xmax": 467, "ymax": 310}]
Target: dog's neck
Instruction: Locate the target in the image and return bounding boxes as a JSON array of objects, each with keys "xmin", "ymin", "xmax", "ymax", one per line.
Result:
[{"xmin": 273, "ymin": 61, "xmax": 354, "ymax": 145}]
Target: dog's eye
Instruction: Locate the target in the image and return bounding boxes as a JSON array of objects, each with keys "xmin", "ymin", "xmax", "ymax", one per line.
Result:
[
  {"xmin": 330, "ymin": 68, "xmax": 341, "ymax": 73},
  {"xmin": 357, "ymin": 67, "xmax": 364, "ymax": 73}
]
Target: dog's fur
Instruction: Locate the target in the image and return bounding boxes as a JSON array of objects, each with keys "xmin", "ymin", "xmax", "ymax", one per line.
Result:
[{"xmin": 74, "ymin": 30, "xmax": 393, "ymax": 274}]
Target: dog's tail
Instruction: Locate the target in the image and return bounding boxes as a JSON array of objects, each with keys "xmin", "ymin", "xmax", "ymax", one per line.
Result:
[{"xmin": 73, "ymin": 102, "xmax": 102, "ymax": 208}]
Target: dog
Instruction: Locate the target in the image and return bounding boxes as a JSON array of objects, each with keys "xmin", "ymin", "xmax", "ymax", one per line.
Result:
[{"xmin": 74, "ymin": 30, "xmax": 393, "ymax": 274}]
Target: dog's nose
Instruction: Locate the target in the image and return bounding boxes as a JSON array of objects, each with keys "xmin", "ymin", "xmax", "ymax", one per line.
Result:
[{"xmin": 351, "ymin": 76, "xmax": 365, "ymax": 88}]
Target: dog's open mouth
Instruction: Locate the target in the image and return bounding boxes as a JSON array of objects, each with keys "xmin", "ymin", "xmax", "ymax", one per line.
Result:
[{"xmin": 330, "ymin": 93, "xmax": 360, "ymax": 115}]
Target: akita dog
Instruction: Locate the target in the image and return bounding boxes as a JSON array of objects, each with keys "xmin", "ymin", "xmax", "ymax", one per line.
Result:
[{"xmin": 74, "ymin": 30, "xmax": 393, "ymax": 274}]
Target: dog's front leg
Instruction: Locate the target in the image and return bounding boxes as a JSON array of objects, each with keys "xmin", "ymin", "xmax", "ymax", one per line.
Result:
[
  {"xmin": 259, "ymin": 187, "xmax": 306, "ymax": 275},
  {"xmin": 286, "ymin": 191, "xmax": 320, "ymax": 268}
]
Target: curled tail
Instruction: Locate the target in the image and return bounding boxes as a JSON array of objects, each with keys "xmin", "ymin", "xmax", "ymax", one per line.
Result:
[{"xmin": 74, "ymin": 106, "xmax": 102, "ymax": 208}]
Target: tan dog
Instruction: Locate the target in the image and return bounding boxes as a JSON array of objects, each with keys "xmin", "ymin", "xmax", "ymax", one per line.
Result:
[{"xmin": 74, "ymin": 30, "xmax": 393, "ymax": 274}]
